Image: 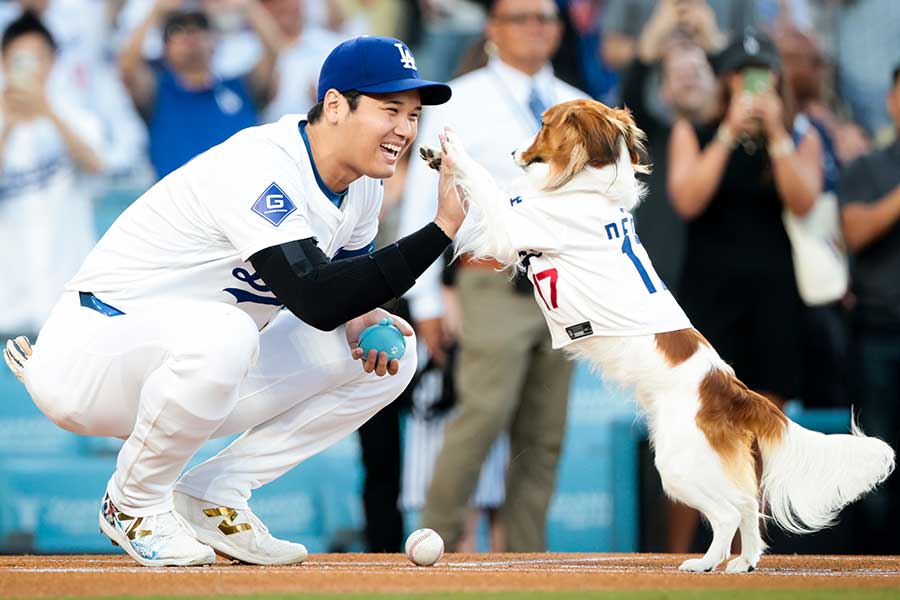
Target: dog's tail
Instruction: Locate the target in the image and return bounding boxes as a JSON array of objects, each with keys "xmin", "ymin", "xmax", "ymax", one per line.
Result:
[
  {"xmin": 697, "ymin": 368, "xmax": 894, "ymax": 534},
  {"xmin": 758, "ymin": 412, "xmax": 894, "ymax": 534}
]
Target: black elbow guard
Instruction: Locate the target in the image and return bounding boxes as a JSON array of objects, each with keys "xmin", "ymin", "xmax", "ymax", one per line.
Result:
[{"xmin": 249, "ymin": 224, "xmax": 451, "ymax": 329}]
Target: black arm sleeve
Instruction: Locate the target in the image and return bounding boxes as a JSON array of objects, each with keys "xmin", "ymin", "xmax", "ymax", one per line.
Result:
[{"xmin": 249, "ymin": 222, "xmax": 451, "ymax": 331}]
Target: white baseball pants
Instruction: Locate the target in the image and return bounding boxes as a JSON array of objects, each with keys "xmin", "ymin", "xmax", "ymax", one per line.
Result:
[{"xmin": 23, "ymin": 292, "xmax": 416, "ymax": 516}]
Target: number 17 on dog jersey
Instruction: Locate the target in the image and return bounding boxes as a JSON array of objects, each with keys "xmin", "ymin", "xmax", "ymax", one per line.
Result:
[{"xmin": 507, "ymin": 195, "xmax": 692, "ymax": 349}]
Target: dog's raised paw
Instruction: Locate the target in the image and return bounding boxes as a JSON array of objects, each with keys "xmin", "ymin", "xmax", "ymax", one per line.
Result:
[{"xmin": 419, "ymin": 145, "xmax": 442, "ymax": 171}]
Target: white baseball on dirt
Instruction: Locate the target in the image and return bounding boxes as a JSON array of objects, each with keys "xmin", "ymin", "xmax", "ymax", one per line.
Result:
[{"xmin": 405, "ymin": 528, "xmax": 444, "ymax": 566}]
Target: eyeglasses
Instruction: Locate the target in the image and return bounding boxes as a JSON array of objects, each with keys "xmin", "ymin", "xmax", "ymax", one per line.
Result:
[{"xmin": 492, "ymin": 12, "xmax": 559, "ymax": 26}]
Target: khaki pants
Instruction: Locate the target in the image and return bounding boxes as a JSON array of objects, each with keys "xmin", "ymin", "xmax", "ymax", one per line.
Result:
[{"xmin": 421, "ymin": 269, "xmax": 572, "ymax": 551}]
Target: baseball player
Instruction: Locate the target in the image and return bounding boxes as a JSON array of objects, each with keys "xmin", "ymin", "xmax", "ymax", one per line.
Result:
[{"xmin": 2, "ymin": 36, "xmax": 462, "ymax": 567}]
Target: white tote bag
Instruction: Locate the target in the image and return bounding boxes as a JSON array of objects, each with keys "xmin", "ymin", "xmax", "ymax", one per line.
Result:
[{"xmin": 782, "ymin": 190, "xmax": 849, "ymax": 306}]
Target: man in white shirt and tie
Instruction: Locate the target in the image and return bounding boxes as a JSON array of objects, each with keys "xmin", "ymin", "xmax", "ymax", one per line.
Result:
[{"xmin": 398, "ymin": 0, "xmax": 587, "ymax": 552}]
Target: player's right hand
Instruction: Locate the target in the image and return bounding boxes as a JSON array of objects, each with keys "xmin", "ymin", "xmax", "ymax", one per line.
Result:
[
  {"xmin": 347, "ymin": 308, "xmax": 413, "ymax": 376},
  {"xmin": 433, "ymin": 132, "xmax": 466, "ymax": 239}
]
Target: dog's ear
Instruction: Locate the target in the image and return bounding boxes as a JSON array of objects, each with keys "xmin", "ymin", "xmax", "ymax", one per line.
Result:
[
  {"xmin": 574, "ymin": 106, "xmax": 622, "ymax": 170},
  {"xmin": 543, "ymin": 119, "xmax": 591, "ymax": 191},
  {"xmin": 611, "ymin": 107, "xmax": 651, "ymax": 174}
]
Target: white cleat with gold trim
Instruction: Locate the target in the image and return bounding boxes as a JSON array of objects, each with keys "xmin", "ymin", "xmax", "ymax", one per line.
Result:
[
  {"xmin": 98, "ymin": 493, "xmax": 215, "ymax": 567},
  {"xmin": 173, "ymin": 491, "xmax": 308, "ymax": 565}
]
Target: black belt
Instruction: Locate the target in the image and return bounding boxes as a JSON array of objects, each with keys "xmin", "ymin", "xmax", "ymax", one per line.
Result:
[{"xmin": 79, "ymin": 292, "xmax": 125, "ymax": 317}]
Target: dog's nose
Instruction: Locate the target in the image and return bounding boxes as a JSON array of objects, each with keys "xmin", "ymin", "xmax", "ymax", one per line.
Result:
[{"xmin": 510, "ymin": 150, "xmax": 516, "ymax": 157}]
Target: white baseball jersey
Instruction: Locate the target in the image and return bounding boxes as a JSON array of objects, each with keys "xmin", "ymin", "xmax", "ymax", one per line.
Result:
[
  {"xmin": 503, "ymin": 168, "xmax": 691, "ymax": 349},
  {"xmin": 67, "ymin": 114, "xmax": 382, "ymax": 330}
]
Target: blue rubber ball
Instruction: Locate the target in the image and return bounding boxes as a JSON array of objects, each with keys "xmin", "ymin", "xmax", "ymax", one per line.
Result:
[{"xmin": 359, "ymin": 318, "xmax": 406, "ymax": 360}]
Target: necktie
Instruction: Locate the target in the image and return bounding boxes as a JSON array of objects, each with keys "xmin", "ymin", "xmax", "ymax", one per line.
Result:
[{"xmin": 527, "ymin": 84, "xmax": 547, "ymax": 129}]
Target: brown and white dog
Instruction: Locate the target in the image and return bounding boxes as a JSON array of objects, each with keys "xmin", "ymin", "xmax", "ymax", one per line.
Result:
[{"xmin": 420, "ymin": 99, "xmax": 894, "ymax": 573}]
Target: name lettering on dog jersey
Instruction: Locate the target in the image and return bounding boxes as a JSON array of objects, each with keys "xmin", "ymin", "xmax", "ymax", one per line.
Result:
[
  {"xmin": 223, "ymin": 267, "xmax": 283, "ymax": 306},
  {"xmin": 509, "ymin": 196, "xmax": 523, "ymax": 206},
  {"xmin": 604, "ymin": 209, "xmax": 640, "ymax": 243},
  {"xmin": 604, "ymin": 209, "xmax": 663, "ymax": 294}
]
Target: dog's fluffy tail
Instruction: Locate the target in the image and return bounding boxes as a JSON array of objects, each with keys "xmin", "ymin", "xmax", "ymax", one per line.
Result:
[
  {"xmin": 698, "ymin": 368, "xmax": 894, "ymax": 534},
  {"xmin": 758, "ymin": 414, "xmax": 894, "ymax": 534}
]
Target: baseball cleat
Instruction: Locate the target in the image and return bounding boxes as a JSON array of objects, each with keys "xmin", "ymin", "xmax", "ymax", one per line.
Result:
[
  {"xmin": 98, "ymin": 492, "xmax": 216, "ymax": 567},
  {"xmin": 173, "ymin": 491, "xmax": 308, "ymax": 565}
]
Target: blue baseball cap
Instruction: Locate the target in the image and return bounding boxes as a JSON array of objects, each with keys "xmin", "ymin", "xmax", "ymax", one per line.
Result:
[{"xmin": 317, "ymin": 36, "xmax": 452, "ymax": 106}]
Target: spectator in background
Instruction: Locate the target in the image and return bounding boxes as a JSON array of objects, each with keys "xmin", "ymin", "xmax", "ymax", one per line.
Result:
[
  {"xmin": 837, "ymin": 63, "xmax": 900, "ymax": 554},
  {"xmin": 0, "ymin": 11, "xmax": 103, "ymax": 336},
  {"xmin": 833, "ymin": 0, "xmax": 900, "ymax": 140},
  {"xmin": 400, "ymin": 0, "xmax": 584, "ymax": 552},
  {"xmin": 776, "ymin": 26, "xmax": 869, "ymax": 167},
  {"xmin": 413, "ymin": 0, "xmax": 486, "ymax": 85},
  {"xmin": 119, "ymin": 0, "xmax": 283, "ymax": 179},
  {"xmin": 620, "ymin": 0, "xmax": 722, "ymax": 292},
  {"xmin": 558, "ymin": 0, "xmax": 618, "ymax": 103},
  {"xmin": 775, "ymin": 25, "xmax": 865, "ymax": 410},
  {"xmin": 669, "ymin": 29, "xmax": 821, "ymax": 409},
  {"xmin": 259, "ymin": 0, "xmax": 346, "ymax": 122},
  {"xmin": 304, "ymin": 0, "xmax": 374, "ymax": 37},
  {"xmin": 0, "ymin": 0, "xmax": 149, "ymax": 182},
  {"xmin": 754, "ymin": 0, "xmax": 814, "ymax": 31},
  {"xmin": 399, "ymin": 314, "xmax": 510, "ymax": 553},
  {"xmin": 600, "ymin": 0, "xmax": 757, "ymax": 72}
]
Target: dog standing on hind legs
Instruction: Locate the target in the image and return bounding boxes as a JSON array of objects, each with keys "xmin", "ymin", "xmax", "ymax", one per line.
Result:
[{"xmin": 420, "ymin": 99, "xmax": 895, "ymax": 573}]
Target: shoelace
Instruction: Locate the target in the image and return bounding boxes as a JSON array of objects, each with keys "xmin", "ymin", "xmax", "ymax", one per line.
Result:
[
  {"xmin": 243, "ymin": 509, "xmax": 271, "ymax": 536},
  {"xmin": 151, "ymin": 510, "xmax": 198, "ymax": 539}
]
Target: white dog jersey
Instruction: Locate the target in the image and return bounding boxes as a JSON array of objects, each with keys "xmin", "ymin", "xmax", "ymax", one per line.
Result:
[
  {"xmin": 67, "ymin": 114, "xmax": 382, "ymax": 330},
  {"xmin": 501, "ymin": 168, "xmax": 691, "ymax": 349}
]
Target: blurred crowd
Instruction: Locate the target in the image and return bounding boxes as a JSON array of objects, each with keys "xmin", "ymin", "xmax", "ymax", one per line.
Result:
[{"xmin": 1, "ymin": 0, "xmax": 899, "ymax": 555}]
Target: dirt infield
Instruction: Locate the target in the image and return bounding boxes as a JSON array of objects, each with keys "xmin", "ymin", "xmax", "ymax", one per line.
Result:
[{"xmin": 3, "ymin": 553, "xmax": 900, "ymax": 598}]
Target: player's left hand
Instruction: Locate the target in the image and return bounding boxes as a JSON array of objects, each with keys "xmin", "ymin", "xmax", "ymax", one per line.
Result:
[{"xmin": 347, "ymin": 308, "xmax": 413, "ymax": 376}]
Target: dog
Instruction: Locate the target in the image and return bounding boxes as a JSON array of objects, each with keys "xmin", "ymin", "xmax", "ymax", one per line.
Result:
[{"xmin": 420, "ymin": 98, "xmax": 895, "ymax": 573}]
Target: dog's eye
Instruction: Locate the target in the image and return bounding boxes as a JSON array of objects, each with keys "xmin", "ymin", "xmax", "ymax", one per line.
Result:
[{"xmin": 531, "ymin": 157, "xmax": 544, "ymax": 163}]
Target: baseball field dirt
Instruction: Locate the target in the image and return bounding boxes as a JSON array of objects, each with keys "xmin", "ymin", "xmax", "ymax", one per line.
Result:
[{"xmin": 3, "ymin": 553, "xmax": 900, "ymax": 599}]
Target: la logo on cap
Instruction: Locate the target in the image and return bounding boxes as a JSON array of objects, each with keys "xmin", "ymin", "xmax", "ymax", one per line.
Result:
[
  {"xmin": 743, "ymin": 34, "xmax": 760, "ymax": 55},
  {"xmin": 394, "ymin": 42, "xmax": 417, "ymax": 71}
]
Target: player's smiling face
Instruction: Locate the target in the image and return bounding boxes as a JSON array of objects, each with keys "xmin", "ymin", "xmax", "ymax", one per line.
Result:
[{"xmin": 344, "ymin": 91, "xmax": 421, "ymax": 179}]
